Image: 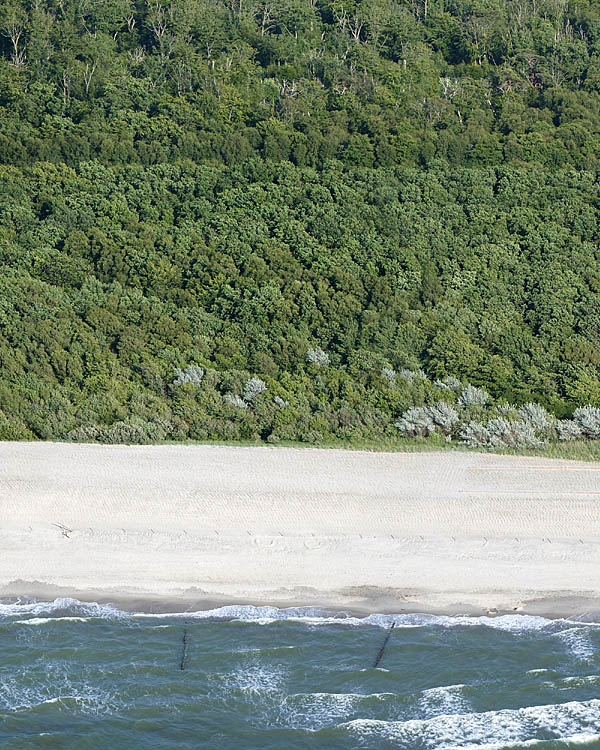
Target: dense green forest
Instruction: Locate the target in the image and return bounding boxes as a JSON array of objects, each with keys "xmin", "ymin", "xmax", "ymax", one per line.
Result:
[
  {"xmin": 1, "ymin": 0, "xmax": 600, "ymax": 445},
  {"xmin": 2, "ymin": 0, "xmax": 600, "ymax": 169}
]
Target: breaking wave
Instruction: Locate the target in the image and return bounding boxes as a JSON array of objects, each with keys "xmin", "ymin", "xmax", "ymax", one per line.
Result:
[
  {"xmin": 338, "ymin": 699, "xmax": 600, "ymax": 748},
  {"xmin": 0, "ymin": 663, "xmax": 120, "ymax": 715},
  {"xmin": 1, "ymin": 599, "xmax": 598, "ymax": 636}
]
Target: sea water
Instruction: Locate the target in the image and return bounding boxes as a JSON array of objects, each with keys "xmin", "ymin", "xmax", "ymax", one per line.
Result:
[{"xmin": 0, "ymin": 600, "xmax": 599, "ymax": 749}]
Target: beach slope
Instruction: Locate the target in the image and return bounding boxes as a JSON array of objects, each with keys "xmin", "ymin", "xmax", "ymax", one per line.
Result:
[{"xmin": 1, "ymin": 443, "xmax": 599, "ymax": 616}]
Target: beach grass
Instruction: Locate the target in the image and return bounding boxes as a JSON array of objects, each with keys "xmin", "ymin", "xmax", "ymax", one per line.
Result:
[{"xmin": 109, "ymin": 436, "xmax": 600, "ymax": 462}]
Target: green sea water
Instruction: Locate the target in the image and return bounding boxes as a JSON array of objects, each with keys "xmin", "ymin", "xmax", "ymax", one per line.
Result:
[{"xmin": 0, "ymin": 600, "xmax": 599, "ymax": 749}]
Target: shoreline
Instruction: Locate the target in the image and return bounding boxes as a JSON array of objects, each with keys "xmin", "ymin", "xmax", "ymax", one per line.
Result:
[
  {"xmin": 3, "ymin": 586, "xmax": 600, "ymax": 622},
  {"xmin": 2, "ymin": 442, "xmax": 600, "ymax": 621}
]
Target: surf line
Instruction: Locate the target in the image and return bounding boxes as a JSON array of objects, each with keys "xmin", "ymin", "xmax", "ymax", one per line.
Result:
[
  {"xmin": 373, "ymin": 622, "xmax": 395, "ymax": 668},
  {"xmin": 180, "ymin": 625, "xmax": 189, "ymax": 670}
]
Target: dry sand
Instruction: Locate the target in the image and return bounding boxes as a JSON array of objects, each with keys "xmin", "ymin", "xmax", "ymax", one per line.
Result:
[{"xmin": 1, "ymin": 442, "xmax": 600, "ymax": 617}]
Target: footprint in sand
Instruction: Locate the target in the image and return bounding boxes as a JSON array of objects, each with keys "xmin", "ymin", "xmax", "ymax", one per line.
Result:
[
  {"xmin": 304, "ymin": 537, "xmax": 323, "ymax": 550},
  {"xmin": 252, "ymin": 536, "xmax": 276, "ymax": 549}
]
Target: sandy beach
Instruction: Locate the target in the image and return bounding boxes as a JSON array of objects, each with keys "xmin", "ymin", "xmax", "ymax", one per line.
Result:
[{"xmin": 1, "ymin": 442, "xmax": 599, "ymax": 617}]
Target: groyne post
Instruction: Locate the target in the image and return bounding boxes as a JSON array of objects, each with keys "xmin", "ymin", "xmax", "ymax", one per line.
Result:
[
  {"xmin": 373, "ymin": 622, "xmax": 395, "ymax": 668},
  {"xmin": 180, "ymin": 626, "xmax": 188, "ymax": 670}
]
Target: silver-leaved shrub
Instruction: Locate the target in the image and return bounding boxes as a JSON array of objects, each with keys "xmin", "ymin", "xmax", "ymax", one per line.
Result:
[{"xmin": 173, "ymin": 365, "xmax": 204, "ymax": 387}]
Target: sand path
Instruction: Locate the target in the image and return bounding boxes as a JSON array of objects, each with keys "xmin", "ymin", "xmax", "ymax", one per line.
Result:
[{"xmin": 1, "ymin": 443, "xmax": 599, "ymax": 616}]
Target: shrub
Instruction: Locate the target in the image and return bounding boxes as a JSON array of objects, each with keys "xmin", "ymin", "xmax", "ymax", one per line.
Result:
[
  {"xmin": 486, "ymin": 418, "xmax": 543, "ymax": 448},
  {"xmin": 457, "ymin": 384, "xmax": 489, "ymax": 408},
  {"xmin": 460, "ymin": 418, "xmax": 543, "ymax": 449},
  {"xmin": 173, "ymin": 365, "xmax": 205, "ymax": 387},
  {"xmin": 273, "ymin": 396, "xmax": 289, "ymax": 408},
  {"xmin": 395, "ymin": 402, "xmax": 458, "ymax": 438},
  {"xmin": 306, "ymin": 347, "xmax": 330, "ymax": 367},
  {"xmin": 459, "ymin": 421, "xmax": 490, "ymax": 448},
  {"xmin": 496, "ymin": 402, "xmax": 517, "ymax": 417},
  {"xmin": 66, "ymin": 419, "xmax": 172, "ymax": 445},
  {"xmin": 394, "ymin": 406, "xmax": 434, "ymax": 437},
  {"xmin": 434, "ymin": 375, "xmax": 462, "ymax": 392},
  {"xmin": 267, "ymin": 424, "xmax": 297, "ymax": 443},
  {"xmin": 65, "ymin": 424, "xmax": 104, "ymax": 442},
  {"xmin": 573, "ymin": 406, "xmax": 600, "ymax": 438},
  {"xmin": 0, "ymin": 411, "xmax": 35, "ymax": 440},
  {"xmin": 224, "ymin": 394, "xmax": 248, "ymax": 409},
  {"xmin": 517, "ymin": 402, "xmax": 553, "ymax": 432},
  {"xmin": 556, "ymin": 420, "xmax": 583, "ymax": 441},
  {"xmin": 381, "ymin": 367, "xmax": 396, "ymax": 385},
  {"xmin": 300, "ymin": 430, "xmax": 323, "ymax": 443},
  {"xmin": 398, "ymin": 369, "xmax": 427, "ymax": 384},
  {"xmin": 104, "ymin": 419, "xmax": 170, "ymax": 444},
  {"xmin": 428, "ymin": 402, "xmax": 459, "ymax": 436},
  {"xmin": 243, "ymin": 377, "xmax": 267, "ymax": 402}
]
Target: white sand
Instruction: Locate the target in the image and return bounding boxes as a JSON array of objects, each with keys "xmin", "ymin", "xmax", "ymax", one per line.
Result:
[{"xmin": 1, "ymin": 442, "xmax": 600, "ymax": 616}]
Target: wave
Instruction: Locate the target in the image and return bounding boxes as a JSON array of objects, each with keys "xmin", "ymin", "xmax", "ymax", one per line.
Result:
[
  {"xmin": 217, "ymin": 663, "xmax": 288, "ymax": 695},
  {"xmin": 337, "ymin": 699, "xmax": 600, "ymax": 748},
  {"xmin": 552, "ymin": 627, "xmax": 597, "ymax": 662},
  {"xmin": 274, "ymin": 684, "xmax": 472, "ymax": 730},
  {"xmin": 0, "ymin": 692, "xmax": 118, "ymax": 715},
  {"xmin": 120, "ymin": 608, "xmax": 600, "ymax": 633},
  {"xmin": 139, "ymin": 606, "xmax": 561, "ymax": 630},
  {"xmin": 0, "ymin": 663, "xmax": 120, "ymax": 715},
  {"xmin": 1, "ymin": 599, "xmax": 598, "ymax": 635},
  {"xmin": 418, "ymin": 684, "xmax": 471, "ymax": 718},
  {"xmin": 279, "ymin": 691, "xmax": 376, "ymax": 728},
  {"xmin": 135, "ymin": 605, "xmax": 596, "ymax": 635},
  {"xmin": 0, "ymin": 597, "xmax": 124, "ymax": 620},
  {"xmin": 14, "ymin": 616, "xmax": 91, "ymax": 625}
]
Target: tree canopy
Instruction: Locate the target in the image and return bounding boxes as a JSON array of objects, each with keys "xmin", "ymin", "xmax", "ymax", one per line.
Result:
[
  {"xmin": 0, "ymin": 0, "xmax": 599, "ymax": 445},
  {"xmin": 1, "ymin": 0, "xmax": 600, "ymax": 170}
]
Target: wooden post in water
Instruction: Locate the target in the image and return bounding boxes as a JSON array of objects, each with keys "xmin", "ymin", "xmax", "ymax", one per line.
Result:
[
  {"xmin": 373, "ymin": 622, "xmax": 395, "ymax": 668},
  {"xmin": 180, "ymin": 626, "xmax": 188, "ymax": 670}
]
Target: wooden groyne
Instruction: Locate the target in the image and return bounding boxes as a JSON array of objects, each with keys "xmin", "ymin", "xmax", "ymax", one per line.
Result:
[{"xmin": 373, "ymin": 622, "xmax": 395, "ymax": 668}]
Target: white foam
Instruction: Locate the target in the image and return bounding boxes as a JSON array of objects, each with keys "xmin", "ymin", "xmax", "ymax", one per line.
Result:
[
  {"xmin": 566, "ymin": 734, "xmax": 600, "ymax": 745},
  {"xmin": 452, "ymin": 735, "xmax": 599, "ymax": 750},
  {"xmin": 276, "ymin": 690, "xmax": 400, "ymax": 730},
  {"xmin": 418, "ymin": 684, "xmax": 470, "ymax": 718},
  {"xmin": 217, "ymin": 662, "xmax": 288, "ymax": 696},
  {"xmin": 281, "ymin": 691, "xmax": 363, "ymax": 727},
  {"xmin": 14, "ymin": 617, "xmax": 91, "ymax": 625},
  {"xmin": 233, "ymin": 645, "xmax": 296, "ymax": 654},
  {"xmin": 341, "ymin": 698, "xmax": 600, "ymax": 748},
  {"xmin": 557, "ymin": 676, "xmax": 600, "ymax": 687},
  {"xmin": 554, "ymin": 627, "xmax": 597, "ymax": 662},
  {"xmin": 132, "ymin": 605, "xmax": 582, "ymax": 632},
  {"xmin": 0, "ymin": 600, "xmax": 596, "ymax": 635},
  {"xmin": 256, "ymin": 685, "xmax": 470, "ymax": 732},
  {"xmin": 0, "ymin": 665, "xmax": 119, "ymax": 715},
  {"xmin": 0, "ymin": 597, "xmax": 124, "ymax": 620}
]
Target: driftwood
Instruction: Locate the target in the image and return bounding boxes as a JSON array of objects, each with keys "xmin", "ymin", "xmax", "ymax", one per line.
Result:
[{"xmin": 52, "ymin": 522, "xmax": 73, "ymax": 538}]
